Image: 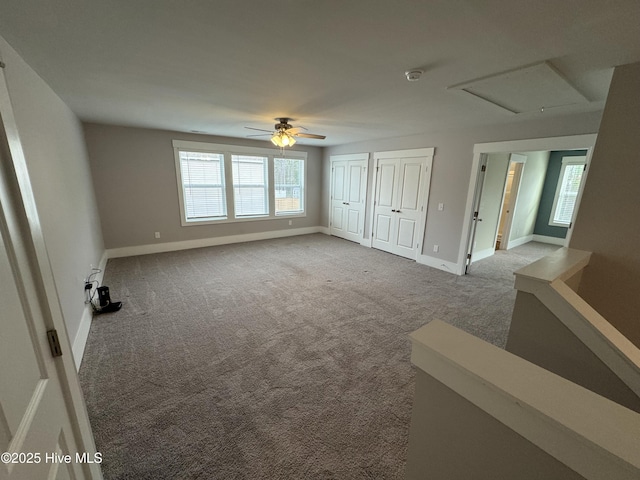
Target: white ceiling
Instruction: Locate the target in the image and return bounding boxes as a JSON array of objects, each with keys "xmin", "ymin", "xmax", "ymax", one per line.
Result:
[{"xmin": 1, "ymin": 0, "xmax": 639, "ymax": 147}]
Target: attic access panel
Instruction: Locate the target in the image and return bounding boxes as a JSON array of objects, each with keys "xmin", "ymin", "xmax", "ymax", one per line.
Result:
[{"xmin": 449, "ymin": 61, "xmax": 589, "ymax": 114}]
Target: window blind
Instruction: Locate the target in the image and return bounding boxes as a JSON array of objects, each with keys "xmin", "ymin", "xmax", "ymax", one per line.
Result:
[
  {"xmin": 552, "ymin": 162, "xmax": 584, "ymax": 226},
  {"xmin": 179, "ymin": 151, "xmax": 226, "ymax": 219},
  {"xmin": 232, "ymin": 155, "xmax": 268, "ymax": 216}
]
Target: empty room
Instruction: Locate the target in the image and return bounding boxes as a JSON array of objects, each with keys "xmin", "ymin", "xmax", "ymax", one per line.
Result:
[{"xmin": 1, "ymin": 2, "xmax": 640, "ymax": 479}]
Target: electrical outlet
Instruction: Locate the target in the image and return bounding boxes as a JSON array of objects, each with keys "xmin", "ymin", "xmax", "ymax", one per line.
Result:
[
  {"xmin": 438, "ymin": 203, "xmax": 444, "ymax": 211},
  {"xmin": 433, "ymin": 245, "xmax": 439, "ymax": 253},
  {"xmin": 155, "ymin": 232, "xmax": 161, "ymax": 239},
  {"xmin": 288, "ymin": 220, "xmax": 293, "ymax": 226}
]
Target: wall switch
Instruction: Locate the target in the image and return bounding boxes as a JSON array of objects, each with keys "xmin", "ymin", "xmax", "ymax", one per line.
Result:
[
  {"xmin": 433, "ymin": 245, "xmax": 439, "ymax": 252},
  {"xmin": 438, "ymin": 203, "xmax": 444, "ymax": 211},
  {"xmin": 154, "ymin": 232, "xmax": 161, "ymax": 239},
  {"xmin": 288, "ymin": 220, "xmax": 293, "ymax": 226}
]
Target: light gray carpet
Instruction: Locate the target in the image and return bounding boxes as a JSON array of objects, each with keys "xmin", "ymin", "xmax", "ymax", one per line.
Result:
[{"xmin": 79, "ymin": 234, "xmax": 559, "ymax": 479}]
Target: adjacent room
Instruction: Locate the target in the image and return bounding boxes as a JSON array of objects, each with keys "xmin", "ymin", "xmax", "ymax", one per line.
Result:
[{"xmin": 2, "ymin": 1, "xmax": 640, "ymax": 479}]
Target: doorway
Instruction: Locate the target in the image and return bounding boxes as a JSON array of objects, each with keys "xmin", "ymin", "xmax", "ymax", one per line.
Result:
[{"xmin": 460, "ymin": 135, "xmax": 597, "ymax": 274}]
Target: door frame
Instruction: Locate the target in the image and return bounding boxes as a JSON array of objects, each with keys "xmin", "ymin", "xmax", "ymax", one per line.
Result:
[
  {"xmin": 0, "ymin": 62, "xmax": 101, "ymax": 478},
  {"xmin": 329, "ymin": 152, "xmax": 369, "ymax": 243},
  {"xmin": 368, "ymin": 147, "xmax": 434, "ymax": 255},
  {"xmin": 458, "ymin": 134, "xmax": 597, "ymax": 275}
]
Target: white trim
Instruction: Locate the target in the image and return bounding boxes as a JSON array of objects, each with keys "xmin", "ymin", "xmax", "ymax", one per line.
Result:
[
  {"xmin": 173, "ymin": 140, "xmax": 308, "ymax": 227},
  {"xmin": 459, "ymin": 134, "xmax": 597, "ymax": 273},
  {"xmin": 532, "ymin": 234, "xmax": 567, "ymax": 246},
  {"xmin": 506, "ymin": 234, "xmax": 533, "ymax": 250},
  {"xmin": 106, "ymin": 227, "xmax": 325, "ymax": 258},
  {"xmin": 318, "ymin": 226, "xmax": 330, "ymax": 235},
  {"xmin": 374, "ymin": 147, "xmax": 435, "ymax": 159},
  {"xmin": 172, "ymin": 139, "xmax": 308, "ymax": 159},
  {"xmin": 329, "ymin": 152, "xmax": 369, "ymax": 163},
  {"xmin": 71, "ymin": 251, "xmax": 107, "ymax": 371},
  {"xmin": 471, "ymin": 247, "xmax": 495, "ymax": 262},
  {"xmin": 416, "ymin": 254, "xmax": 459, "ymax": 274},
  {"xmin": 410, "ymin": 320, "xmax": 640, "ymax": 480}
]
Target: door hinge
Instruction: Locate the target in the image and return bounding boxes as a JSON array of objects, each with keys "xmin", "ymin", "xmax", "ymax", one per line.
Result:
[
  {"xmin": 481, "ymin": 165, "xmax": 487, "ymax": 172},
  {"xmin": 47, "ymin": 329, "xmax": 63, "ymax": 357},
  {"xmin": 467, "ymin": 253, "xmax": 472, "ymax": 260}
]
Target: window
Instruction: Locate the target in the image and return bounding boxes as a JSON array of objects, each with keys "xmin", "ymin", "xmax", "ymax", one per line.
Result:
[
  {"xmin": 275, "ymin": 158, "xmax": 304, "ymax": 215},
  {"xmin": 178, "ymin": 151, "xmax": 226, "ymax": 221},
  {"xmin": 232, "ymin": 155, "xmax": 268, "ymax": 216},
  {"xmin": 173, "ymin": 140, "xmax": 307, "ymax": 226},
  {"xmin": 549, "ymin": 156, "xmax": 586, "ymax": 227}
]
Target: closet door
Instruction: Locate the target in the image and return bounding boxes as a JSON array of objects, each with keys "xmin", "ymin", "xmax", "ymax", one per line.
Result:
[
  {"xmin": 330, "ymin": 155, "xmax": 368, "ymax": 243},
  {"xmin": 371, "ymin": 149, "xmax": 433, "ymax": 260}
]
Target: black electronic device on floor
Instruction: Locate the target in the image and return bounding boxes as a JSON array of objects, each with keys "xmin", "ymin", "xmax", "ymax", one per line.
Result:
[{"xmin": 96, "ymin": 286, "xmax": 122, "ymax": 313}]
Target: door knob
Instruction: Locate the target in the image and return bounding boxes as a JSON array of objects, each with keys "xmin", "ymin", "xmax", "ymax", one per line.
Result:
[
  {"xmin": 396, "ymin": 210, "xmax": 402, "ymax": 213},
  {"xmin": 391, "ymin": 209, "xmax": 396, "ymax": 212}
]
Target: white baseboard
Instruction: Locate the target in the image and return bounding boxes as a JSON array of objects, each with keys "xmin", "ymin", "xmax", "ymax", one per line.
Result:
[
  {"xmin": 72, "ymin": 308, "xmax": 93, "ymax": 371},
  {"xmin": 417, "ymin": 254, "xmax": 462, "ymax": 275},
  {"xmin": 107, "ymin": 227, "xmax": 326, "ymax": 259},
  {"xmin": 507, "ymin": 234, "xmax": 534, "ymax": 250},
  {"xmin": 532, "ymin": 234, "xmax": 567, "ymax": 246},
  {"xmin": 318, "ymin": 226, "xmax": 330, "ymax": 235},
  {"xmin": 471, "ymin": 247, "xmax": 495, "ymax": 263},
  {"xmin": 72, "ymin": 251, "xmax": 107, "ymax": 371}
]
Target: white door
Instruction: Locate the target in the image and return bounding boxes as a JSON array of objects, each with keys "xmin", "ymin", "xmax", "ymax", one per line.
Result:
[
  {"xmin": 0, "ymin": 63, "xmax": 101, "ymax": 480},
  {"xmin": 371, "ymin": 150, "xmax": 432, "ymax": 260},
  {"xmin": 330, "ymin": 154, "xmax": 368, "ymax": 243}
]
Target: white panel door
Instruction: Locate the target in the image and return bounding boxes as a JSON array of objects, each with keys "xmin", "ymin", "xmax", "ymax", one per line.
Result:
[
  {"xmin": 330, "ymin": 156, "xmax": 367, "ymax": 243},
  {"xmin": 372, "ymin": 160, "xmax": 397, "ymax": 251},
  {"xmin": 0, "ymin": 65, "xmax": 101, "ymax": 480},
  {"xmin": 394, "ymin": 160, "xmax": 425, "ymax": 258},
  {"xmin": 372, "ymin": 152, "xmax": 432, "ymax": 260},
  {"xmin": 330, "ymin": 160, "xmax": 348, "ymax": 237}
]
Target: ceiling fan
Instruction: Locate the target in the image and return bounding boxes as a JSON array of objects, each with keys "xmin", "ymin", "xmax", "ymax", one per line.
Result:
[{"xmin": 246, "ymin": 117, "xmax": 326, "ymax": 147}]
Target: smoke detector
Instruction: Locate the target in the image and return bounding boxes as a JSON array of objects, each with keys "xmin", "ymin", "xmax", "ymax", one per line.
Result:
[{"xmin": 405, "ymin": 70, "xmax": 423, "ymax": 82}]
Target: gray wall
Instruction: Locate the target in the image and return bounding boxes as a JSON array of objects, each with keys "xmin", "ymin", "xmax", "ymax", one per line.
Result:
[
  {"xmin": 506, "ymin": 292, "xmax": 640, "ymax": 413},
  {"xmin": 533, "ymin": 150, "xmax": 588, "ymax": 239},
  {"xmin": 570, "ymin": 61, "xmax": 640, "ymax": 347},
  {"xmin": 405, "ymin": 369, "xmax": 586, "ymax": 480},
  {"xmin": 0, "ymin": 35, "xmax": 105, "ymax": 347},
  {"xmin": 323, "ymin": 112, "xmax": 602, "ymax": 263},
  {"xmin": 83, "ymin": 123, "xmax": 323, "ymax": 249}
]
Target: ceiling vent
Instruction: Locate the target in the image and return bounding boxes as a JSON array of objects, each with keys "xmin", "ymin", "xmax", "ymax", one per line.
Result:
[{"xmin": 448, "ymin": 61, "xmax": 589, "ymax": 114}]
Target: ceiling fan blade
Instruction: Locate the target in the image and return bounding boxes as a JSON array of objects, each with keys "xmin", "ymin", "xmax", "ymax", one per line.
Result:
[
  {"xmin": 294, "ymin": 132, "xmax": 326, "ymax": 139},
  {"xmin": 285, "ymin": 126, "xmax": 306, "ymax": 134},
  {"xmin": 245, "ymin": 127, "xmax": 273, "ymax": 133},
  {"xmin": 246, "ymin": 133, "xmax": 271, "ymax": 137}
]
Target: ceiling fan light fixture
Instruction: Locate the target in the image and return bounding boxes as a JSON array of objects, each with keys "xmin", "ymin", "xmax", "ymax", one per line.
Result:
[{"xmin": 271, "ymin": 130, "xmax": 296, "ymax": 147}]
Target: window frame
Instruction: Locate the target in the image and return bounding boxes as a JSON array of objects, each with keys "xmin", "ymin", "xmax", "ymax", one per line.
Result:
[
  {"xmin": 173, "ymin": 140, "xmax": 307, "ymax": 226},
  {"xmin": 548, "ymin": 156, "xmax": 587, "ymax": 228},
  {"xmin": 274, "ymin": 157, "xmax": 305, "ymax": 216}
]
